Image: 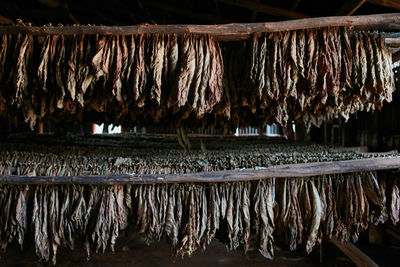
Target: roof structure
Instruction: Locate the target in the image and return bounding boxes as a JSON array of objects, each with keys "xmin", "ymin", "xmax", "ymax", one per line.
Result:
[{"xmin": 0, "ymin": 0, "xmax": 399, "ymax": 26}]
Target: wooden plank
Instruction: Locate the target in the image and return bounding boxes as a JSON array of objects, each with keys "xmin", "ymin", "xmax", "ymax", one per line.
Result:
[
  {"xmin": 0, "ymin": 13, "xmax": 398, "ymax": 41},
  {"xmin": 0, "ymin": 157, "xmax": 399, "ymax": 185},
  {"xmin": 216, "ymin": 0, "xmax": 310, "ymax": 19},
  {"xmin": 331, "ymin": 236, "xmax": 379, "ymax": 267},
  {"xmin": 335, "ymin": 0, "xmax": 367, "ymax": 16}
]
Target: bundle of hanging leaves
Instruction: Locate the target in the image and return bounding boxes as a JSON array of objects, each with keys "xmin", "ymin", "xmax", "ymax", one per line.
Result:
[
  {"xmin": 223, "ymin": 29, "xmax": 394, "ymax": 128},
  {"xmin": 0, "ymin": 171, "xmax": 399, "ymax": 264},
  {"xmin": 0, "ymin": 27, "xmax": 394, "ymax": 130}
]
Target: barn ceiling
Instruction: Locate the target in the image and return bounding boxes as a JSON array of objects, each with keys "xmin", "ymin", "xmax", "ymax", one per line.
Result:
[{"xmin": 0, "ymin": 0, "xmax": 399, "ymax": 26}]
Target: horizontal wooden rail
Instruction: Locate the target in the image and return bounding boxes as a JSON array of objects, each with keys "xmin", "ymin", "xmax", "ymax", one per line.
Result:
[
  {"xmin": 0, "ymin": 157, "xmax": 399, "ymax": 185},
  {"xmin": 0, "ymin": 13, "xmax": 398, "ymax": 41}
]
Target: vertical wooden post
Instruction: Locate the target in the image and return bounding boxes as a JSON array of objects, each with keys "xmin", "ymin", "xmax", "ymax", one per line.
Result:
[
  {"xmin": 103, "ymin": 123, "xmax": 109, "ymax": 134},
  {"xmin": 37, "ymin": 122, "xmax": 44, "ymax": 134},
  {"xmin": 368, "ymin": 112, "xmax": 379, "ymax": 150}
]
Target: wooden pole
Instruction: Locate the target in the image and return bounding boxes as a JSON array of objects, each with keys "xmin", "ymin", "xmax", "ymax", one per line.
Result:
[
  {"xmin": 335, "ymin": 0, "xmax": 367, "ymax": 16},
  {"xmin": 0, "ymin": 157, "xmax": 399, "ymax": 185},
  {"xmin": 0, "ymin": 13, "xmax": 398, "ymax": 41},
  {"xmin": 331, "ymin": 236, "xmax": 379, "ymax": 267}
]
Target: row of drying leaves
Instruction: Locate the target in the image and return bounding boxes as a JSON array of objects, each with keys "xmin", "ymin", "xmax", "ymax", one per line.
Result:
[
  {"xmin": 0, "ymin": 171, "xmax": 398, "ymax": 264},
  {"xmin": 226, "ymin": 29, "xmax": 394, "ymax": 128},
  {"xmin": 0, "ymin": 135, "xmax": 396, "ymax": 263},
  {"xmin": 0, "ymin": 27, "xmax": 394, "ymax": 130},
  {"xmin": 0, "ymin": 142, "xmax": 374, "ymax": 176}
]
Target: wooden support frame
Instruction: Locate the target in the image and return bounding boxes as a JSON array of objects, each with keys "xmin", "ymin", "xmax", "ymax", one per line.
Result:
[
  {"xmin": 0, "ymin": 157, "xmax": 399, "ymax": 185},
  {"xmin": 0, "ymin": 13, "xmax": 398, "ymax": 42},
  {"xmin": 331, "ymin": 236, "xmax": 379, "ymax": 267}
]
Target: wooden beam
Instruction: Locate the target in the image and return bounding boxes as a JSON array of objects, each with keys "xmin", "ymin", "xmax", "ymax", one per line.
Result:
[
  {"xmin": 368, "ymin": 0, "xmax": 400, "ymax": 10},
  {"xmin": 0, "ymin": 157, "xmax": 399, "ymax": 185},
  {"xmin": 216, "ymin": 0, "xmax": 310, "ymax": 19},
  {"xmin": 335, "ymin": 0, "xmax": 367, "ymax": 16},
  {"xmin": 0, "ymin": 13, "xmax": 398, "ymax": 41},
  {"xmin": 331, "ymin": 236, "xmax": 379, "ymax": 267}
]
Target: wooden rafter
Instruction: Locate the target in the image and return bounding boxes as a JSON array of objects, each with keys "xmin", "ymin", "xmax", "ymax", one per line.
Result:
[
  {"xmin": 0, "ymin": 157, "xmax": 399, "ymax": 185},
  {"xmin": 0, "ymin": 13, "xmax": 398, "ymax": 42},
  {"xmin": 335, "ymin": 0, "xmax": 367, "ymax": 15},
  {"xmin": 216, "ymin": 0, "xmax": 310, "ymax": 19},
  {"xmin": 368, "ymin": 0, "xmax": 400, "ymax": 10}
]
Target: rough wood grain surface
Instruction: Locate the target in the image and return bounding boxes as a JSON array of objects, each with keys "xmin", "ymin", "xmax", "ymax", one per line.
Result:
[
  {"xmin": 0, "ymin": 157, "xmax": 399, "ymax": 185},
  {"xmin": 0, "ymin": 13, "xmax": 398, "ymax": 41}
]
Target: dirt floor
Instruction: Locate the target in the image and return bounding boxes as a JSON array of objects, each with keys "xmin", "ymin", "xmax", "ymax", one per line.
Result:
[
  {"xmin": 0, "ymin": 227, "xmax": 399, "ymax": 266},
  {"xmin": 1, "ymin": 230, "xmax": 399, "ymax": 267},
  {"xmin": 0, "ymin": 234, "xmax": 370, "ymax": 267}
]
